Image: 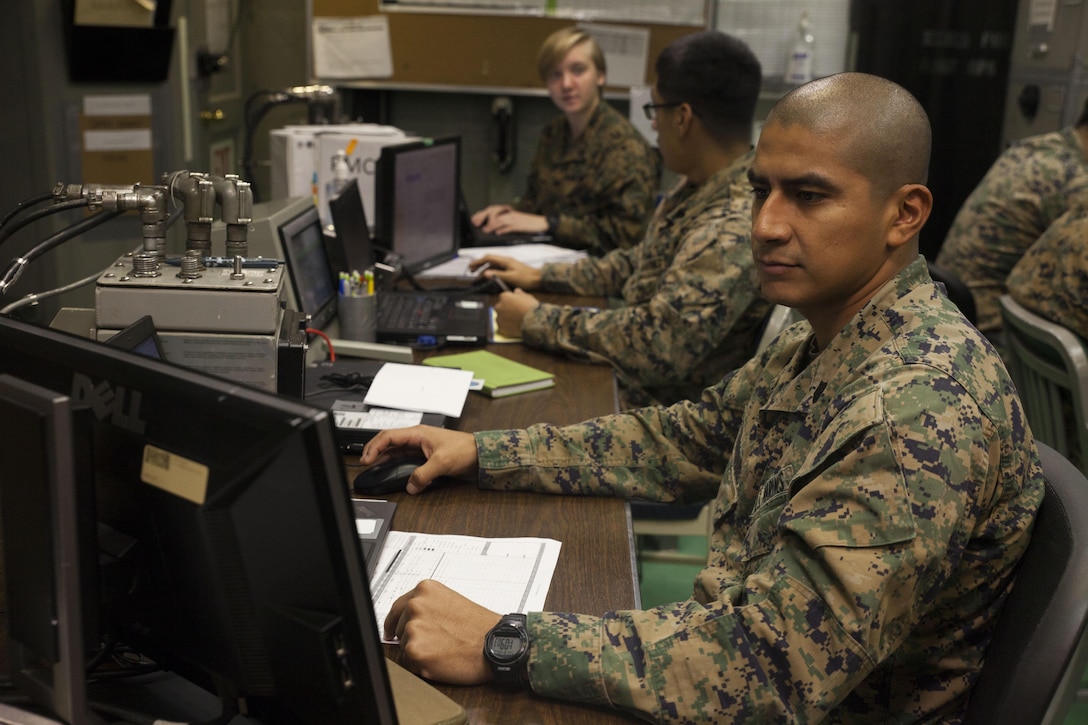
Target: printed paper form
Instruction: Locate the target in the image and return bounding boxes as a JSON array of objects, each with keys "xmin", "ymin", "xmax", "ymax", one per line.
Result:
[{"xmin": 370, "ymin": 531, "xmax": 561, "ymax": 643}]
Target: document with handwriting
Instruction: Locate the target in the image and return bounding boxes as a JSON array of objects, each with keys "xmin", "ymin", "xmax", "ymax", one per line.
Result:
[{"xmin": 370, "ymin": 531, "xmax": 561, "ymax": 643}]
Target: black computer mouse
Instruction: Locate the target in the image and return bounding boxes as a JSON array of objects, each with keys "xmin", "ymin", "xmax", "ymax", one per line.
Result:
[{"xmin": 353, "ymin": 455, "xmax": 429, "ymax": 495}]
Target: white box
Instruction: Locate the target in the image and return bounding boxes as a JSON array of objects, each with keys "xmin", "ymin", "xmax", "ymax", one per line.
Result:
[{"xmin": 268, "ymin": 123, "xmax": 417, "ymax": 230}]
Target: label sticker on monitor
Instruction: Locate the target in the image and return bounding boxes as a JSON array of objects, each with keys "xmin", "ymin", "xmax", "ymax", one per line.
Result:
[{"xmin": 141, "ymin": 444, "xmax": 210, "ymax": 505}]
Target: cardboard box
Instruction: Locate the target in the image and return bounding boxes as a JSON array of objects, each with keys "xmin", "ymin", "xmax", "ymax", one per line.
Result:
[{"xmin": 268, "ymin": 123, "xmax": 417, "ymax": 229}]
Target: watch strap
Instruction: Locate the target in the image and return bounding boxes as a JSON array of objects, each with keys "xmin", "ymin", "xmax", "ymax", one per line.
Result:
[{"xmin": 484, "ymin": 613, "xmax": 530, "ymax": 687}]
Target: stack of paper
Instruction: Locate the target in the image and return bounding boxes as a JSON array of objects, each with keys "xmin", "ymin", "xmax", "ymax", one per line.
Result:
[
  {"xmin": 362, "ymin": 362, "xmax": 474, "ymax": 416},
  {"xmin": 423, "ymin": 350, "xmax": 555, "ymax": 398}
]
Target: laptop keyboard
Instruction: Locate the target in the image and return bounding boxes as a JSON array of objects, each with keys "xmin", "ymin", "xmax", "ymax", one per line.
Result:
[{"xmin": 378, "ymin": 293, "xmax": 448, "ymax": 332}]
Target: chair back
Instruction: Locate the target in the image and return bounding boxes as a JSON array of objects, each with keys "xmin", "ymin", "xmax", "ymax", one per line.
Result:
[
  {"xmin": 999, "ymin": 295, "xmax": 1088, "ymax": 466},
  {"xmin": 964, "ymin": 443, "xmax": 1088, "ymax": 725}
]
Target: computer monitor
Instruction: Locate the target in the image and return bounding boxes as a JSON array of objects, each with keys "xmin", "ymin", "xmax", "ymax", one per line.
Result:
[
  {"xmin": 328, "ymin": 177, "xmax": 376, "ymax": 276},
  {"xmin": 374, "ymin": 136, "xmax": 461, "ymax": 276},
  {"xmin": 242, "ymin": 196, "xmax": 339, "ymax": 331},
  {"xmin": 0, "ymin": 315, "xmax": 397, "ymax": 724}
]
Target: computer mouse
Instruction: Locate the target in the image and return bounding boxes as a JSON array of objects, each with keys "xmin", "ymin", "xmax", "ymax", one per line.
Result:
[{"xmin": 353, "ymin": 455, "xmax": 429, "ymax": 495}]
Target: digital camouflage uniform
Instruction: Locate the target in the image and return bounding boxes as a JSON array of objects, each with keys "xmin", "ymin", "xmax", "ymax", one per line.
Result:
[
  {"xmin": 516, "ymin": 101, "xmax": 661, "ymax": 256},
  {"xmin": 476, "ymin": 257, "xmax": 1043, "ymax": 723},
  {"xmin": 1007, "ymin": 204, "xmax": 1088, "ymax": 340},
  {"xmin": 521, "ymin": 151, "xmax": 769, "ymax": 409},
  {"xmin": 936, "ymin": 127, "xmax": 1088, "ymax": 334}
]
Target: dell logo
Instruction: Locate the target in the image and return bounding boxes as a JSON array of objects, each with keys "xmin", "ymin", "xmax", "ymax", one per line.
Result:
[{"xmin": 71, "ymin": 372, "xmax": 147, "ymax": 435}]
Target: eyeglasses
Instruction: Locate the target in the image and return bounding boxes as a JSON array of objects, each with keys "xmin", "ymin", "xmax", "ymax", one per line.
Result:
[{"xmin": 642, "ymin": 101, "xmax": 683, "ymax": 120}]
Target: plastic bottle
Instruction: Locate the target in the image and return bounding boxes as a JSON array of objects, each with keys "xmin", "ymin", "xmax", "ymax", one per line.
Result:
[
  {"xmin": 785, "ymin": 10, "xmax": 815, "ymax": 85},
  {"xmin": 326, "ymin": 149, "xmax": 350, "ymax": 201}
]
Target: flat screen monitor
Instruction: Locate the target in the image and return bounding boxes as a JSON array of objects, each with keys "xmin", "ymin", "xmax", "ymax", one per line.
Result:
[
  {"xmin": 328, "ymin": 177, "xmax": 376, "ymax": 276},
  {"xmin": 279, "ymin": 201, "xmax": 339, "ymax": 330},
  {"xmin": 0, "ymin": 314, "xmax": 397, "ymax": 724},
  {"xmin": 241, "ymin": 196, "xmax": 338, "ymax": 331},
  {"xmin": 374, "ymin": 136, "xmax": 461, "ymax": 276}
]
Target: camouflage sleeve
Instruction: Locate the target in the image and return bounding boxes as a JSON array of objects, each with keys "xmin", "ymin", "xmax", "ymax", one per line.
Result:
[
  {"xmin": 936, "ymin": 131, "xmax": 1088, "ymax": 332},
  {"xmin": 517, "ymin": 365, "xmax": 1037, "ymax": 722},
  {"xmin": 548, "ymin": 137, "xmax": 661, "ymax": 255},
  {"xmin": 1008, "ymin": 206, "xmax": 1088, "ymax": 340},
  {"xmin": 540, "ymin": 247, "xmax": 640, "ymax": 297},
  {"xmin": 514, "ymin": 125, "xmax": 552, "ymax": 214},
  {"xmin": 474, "ymin": 369, "xmax": 753, "ymax": 502},
  {"xmin": 520, "ymin": 215, "xmax": 755, "ymax": 387}
]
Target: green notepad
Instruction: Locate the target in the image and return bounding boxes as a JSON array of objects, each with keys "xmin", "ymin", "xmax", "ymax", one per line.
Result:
[{"xmin": 423, "ymin": 350, "xmax": 555, "ymax": 398}]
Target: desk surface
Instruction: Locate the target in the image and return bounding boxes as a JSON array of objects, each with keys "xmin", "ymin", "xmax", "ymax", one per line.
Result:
[{"xmin": 344, "ymin": 295, "xmax": 642, "ymax": 724}]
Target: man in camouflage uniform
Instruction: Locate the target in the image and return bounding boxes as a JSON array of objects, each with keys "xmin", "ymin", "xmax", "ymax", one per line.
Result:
[
  {"xmin": 367, "ymin": 73, "xmax": 1044, "ymax": 723},
  {"xmin": 471, "ymin": 31, "xmax": 770, "ymax": 408},
  {"xmin": 471, "ymin": 27, "xmax": 661, "ymax": 256},
  {"xmin": 935, "ymin": 97, "xmax": 1088, "ymax": 336},
  {"xmin": 1007, "ymin": 202, "xmax": 1088, "ymax": 340}
]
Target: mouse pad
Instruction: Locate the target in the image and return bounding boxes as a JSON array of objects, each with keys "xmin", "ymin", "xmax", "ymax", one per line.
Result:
[{"xmin": 305, "ymin": 360, "xmax": 449, "ymax": 451}]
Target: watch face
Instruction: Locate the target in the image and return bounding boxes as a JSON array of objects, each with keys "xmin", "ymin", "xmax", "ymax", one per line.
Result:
[{"xmin": 490, "ymin": 633, "xmax": 523, "ymax": 660}]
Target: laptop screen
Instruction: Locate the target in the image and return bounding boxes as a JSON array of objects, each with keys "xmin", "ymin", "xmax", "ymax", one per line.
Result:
[
  {"xmin": 279, "ymin": 202, "xmax": 339, "ymax": 330},
  {"xmin": 374, "ymin": 136, "xmax": 461, "ymax": 276},
  {"xmin": 329, "ymin": 177, "xmax": 376, "ymax": 276}
]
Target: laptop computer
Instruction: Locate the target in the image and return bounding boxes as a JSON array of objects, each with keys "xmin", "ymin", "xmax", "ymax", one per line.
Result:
[
  {"xmin": 304, "ymin": 359, "xmax": 449, "ymax": 451},
  {"xmin": 104, "ymin": 314, "xmax": 167, "ymax": 358},
  {"xmin": 459, "ymin": 192, "xmax": 553, "ymax": 248},
  {"xmin": 329, "ymin": 166, "xmax": 491, "ymax": 346}
]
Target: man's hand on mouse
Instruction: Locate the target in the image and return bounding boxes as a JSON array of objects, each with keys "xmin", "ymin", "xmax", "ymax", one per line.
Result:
[{"xmin": 360, "ymin": 425, "xmax": 479, "ymax": 495}]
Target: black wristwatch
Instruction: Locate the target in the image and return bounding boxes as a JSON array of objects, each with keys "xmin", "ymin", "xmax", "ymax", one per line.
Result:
[
  {"xmin": 483, "ymin": 613, "xmax": 531, "ymax": 687},
  {"xmin": 545, "ymin": 213, "xmax": 560, "ymax": 237}
]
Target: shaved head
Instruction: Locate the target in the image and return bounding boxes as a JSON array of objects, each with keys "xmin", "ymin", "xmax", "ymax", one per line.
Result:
[{"xmin": 765, "ymin": 73, "xmax": 931, "ymax": 199}]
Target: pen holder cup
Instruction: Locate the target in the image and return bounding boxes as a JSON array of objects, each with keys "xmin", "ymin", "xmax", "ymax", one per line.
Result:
[{"xmin": 337, "ymin": 294, "xmax": 377, "ymax": 342}]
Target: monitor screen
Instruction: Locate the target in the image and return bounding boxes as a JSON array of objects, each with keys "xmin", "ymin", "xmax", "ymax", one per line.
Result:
[
  {"xmin": 0, "ymin": 315, "xmax": 397, "ymax": 724},
  {"xmin": 374, "ymin": 136, "xmax": 461, "ymax": 276},
  {"xmin": 279, "ymin": 202, "xmax": 339, "ymax": 330}
]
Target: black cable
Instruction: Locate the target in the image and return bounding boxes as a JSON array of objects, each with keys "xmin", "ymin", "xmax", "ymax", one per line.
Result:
[
  {"xmin": 241, "ymin": 94, "xmax": 284, "ymax": 202},
  {"xmin": 0, "ymin": 197, "xmax": 91, "ymax": 250},
  {"xmin": 0, "ymin": 209, "xmax": 124, "ymax": 294},
  {"xmin": 0, "ymin": 190, "xmax": 54, "ymax": 230}
]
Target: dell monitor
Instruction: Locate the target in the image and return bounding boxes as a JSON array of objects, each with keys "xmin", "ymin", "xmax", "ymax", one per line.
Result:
[
  {"xmin": 374, "ymin": 136, "xmax": 461, "ymax": 276},
  {"xmin": 0, "ymin": 314, "xmax": 397, "ymax": 724}
]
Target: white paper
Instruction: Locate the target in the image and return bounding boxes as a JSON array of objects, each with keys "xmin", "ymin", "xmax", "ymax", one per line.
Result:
[
  {"xmin": 629, "ymin": 85, "xmax": 656, "ymax": 147},
  {"xmin": 1028, "ymin": 0, "xmax": 1058, "ymax": 30},
  {"xmin": 333, "ymin": 408, "xmax": 424, "ymax": 432},
  {"xmin": 363, "ymin": 362, "xmax": 473, "ymax": 417},
  {"xmin": 83, "ymin": 129, "xmax": 153, "ymax": 151},
  {"xmin": 578, "ymin": 23, "xmax": 649, "ymax": 88},
  {"xmin": 312, "ymin": 16, "xmax": 393, "ymax": 79},
  {"xmin": 416, "ymin": 244, "xmax": 588, "ymax": 278},
  {"xmin": 83, "ymin": 94, "xmax": 152, "ymax": 116},
  {"xmin": 370, "ymin": 531, "xmax": 561, "ymax": 643},
  {"xmin": 381, "ymin": 0, "xmax": 705, "ymax": 26}
]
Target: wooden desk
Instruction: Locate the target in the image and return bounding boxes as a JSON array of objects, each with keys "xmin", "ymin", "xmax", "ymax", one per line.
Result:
[{"xmin": 346, "ymin": 294, "xmax": 642, "ymax": 724}]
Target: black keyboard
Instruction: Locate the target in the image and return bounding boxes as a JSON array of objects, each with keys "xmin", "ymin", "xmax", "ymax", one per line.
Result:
[{"xmin": 378, "ymin": 293, "xmax": 449, "ymax": 333}]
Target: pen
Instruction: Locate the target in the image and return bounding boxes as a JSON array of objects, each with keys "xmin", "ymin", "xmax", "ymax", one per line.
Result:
[
  {"xmin": 163, "ymin": 256, "xmax": 282, "ymax": 269},
  {"xmin": 384, "ymin": 548, "xmax": 402, "ymax": 574},
  {"xmin": 493, "ymin": 276, "xmax": 511, "ymax": 292}
]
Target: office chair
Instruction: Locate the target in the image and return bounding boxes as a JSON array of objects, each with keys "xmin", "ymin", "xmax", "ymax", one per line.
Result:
[
  {"xmin": 927, "ymin": 260, "xmax": 977, "ymax": 325},
  {"xmin": 632, "ymin": 305, "xmax": 802, "ymax": 566},
  {"xmin": 998, "ymin": 295, "xmax": 1088, "ymax": 470},
  {"xmin": 964, "ymin": 442, "xmax": 1088, "ymax": 725}
]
